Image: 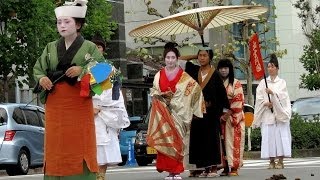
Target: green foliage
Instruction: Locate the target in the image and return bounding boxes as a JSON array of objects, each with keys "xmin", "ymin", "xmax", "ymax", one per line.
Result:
[
  {"xmin": 299, "ymin": 29, "xmax": 320, "ymax": 90},
  {"xmin": 294, "ymin": 0, "xmax": 320, "ymax": 91},
  {"xmin": 0, "ymin": 0, "xmax": 116, "ymax": 102},
  {"xmin": 0, "ymin": 0, "xmax": 57, "ymax": 102},
  {"xmin": 248, "ymin": 114, "xmax": 320, "ymax": 151},
  {"xmin": 245, "ymin": 127, "xmax": 261, "ymax": 151},
  {"xmin": 82, "ymin": 0, "xmax": 117, "ymax": 41},
  {"xmin": 291, "ymin": 113, "xmax": 320, "ymax": 149}
]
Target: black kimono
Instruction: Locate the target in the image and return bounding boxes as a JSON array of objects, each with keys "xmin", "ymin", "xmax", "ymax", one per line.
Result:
[{"xmin": 186, "ymin": 62, "xmax": 230, "ymax": 168}]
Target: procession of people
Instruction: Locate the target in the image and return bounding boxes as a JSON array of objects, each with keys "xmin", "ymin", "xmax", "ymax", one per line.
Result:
[{"xmin": 31, "ymin": 1, "xmax": 293, "ymax": 180}]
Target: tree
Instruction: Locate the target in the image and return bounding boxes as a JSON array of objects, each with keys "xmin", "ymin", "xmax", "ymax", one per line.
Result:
[
  {"xmin": 81, "ymin": 0, "xmax": 117, "ymax": 41},
  {"xmin": 294, "ymin": 0, "xmax": 320, "ymax": 91},
  {"xmin": 0, "ymin": 0, "xmax": 57, "ymax": 102},
  {"xmin": 0, "ymin": 0, "xmax": 116, "ymax": 102},
  {"xmin": 131, "ymin": 0, "xmax": 287, "ymax": 107}
]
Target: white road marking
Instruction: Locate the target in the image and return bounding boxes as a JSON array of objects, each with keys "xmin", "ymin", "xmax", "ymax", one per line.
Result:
[{"xmin": 1, "ymin": 158, "xmax": 320, "ymax": 179}]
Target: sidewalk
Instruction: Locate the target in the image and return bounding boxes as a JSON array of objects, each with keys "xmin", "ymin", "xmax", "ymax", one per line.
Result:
[{"xmin": 244, "ymin": 148, "xmax": 320, "ymax": 159}]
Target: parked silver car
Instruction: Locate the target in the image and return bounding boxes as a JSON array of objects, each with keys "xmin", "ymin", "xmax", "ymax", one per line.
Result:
[
  {"xmin": 292, "ymin": 96, "xmax": 320, "ymax": 121},
  {"xmin": 0, "ymin": 103, "xmax": 44, "ymax": 176}
]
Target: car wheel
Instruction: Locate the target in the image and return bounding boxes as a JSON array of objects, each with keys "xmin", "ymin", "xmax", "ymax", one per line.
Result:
[
  {"xmin": 136, "ymin": 157, "xmax": 153, "ymax": 166},
  {"xmin": 6, "ymin": 149, "xmax": 30, "ymax": 176},
  {"xmin": 118, "ymin": 155, "xmax": 127, "ymax": 166}
]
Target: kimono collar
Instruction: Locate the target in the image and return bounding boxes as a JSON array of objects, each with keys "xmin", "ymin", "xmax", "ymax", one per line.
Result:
[
  {"xmin": 56, "ymin": 35, "xmax": 85, "ymax": 70},
  {"xmin": 267, "ymin": 75, "xmax": 280, "ymax": 83},
  {"xmin": 198, "ymin": 66, "xmax": 214, "ymax": 89}
]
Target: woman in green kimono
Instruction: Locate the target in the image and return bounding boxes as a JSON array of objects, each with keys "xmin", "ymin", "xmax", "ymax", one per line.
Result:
[{"xmin": 33, "ymin": 0, "xmax": 103, "ymax": 179}]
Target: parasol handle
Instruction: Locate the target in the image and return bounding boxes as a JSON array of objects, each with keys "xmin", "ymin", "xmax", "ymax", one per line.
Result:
[
  {"xmin": 199, "ymin": 33, "xmax": 205, "ymax": 46},
  {"xmin": 192, "ymin": 2, "xmax": 205, "ymax": 46}
]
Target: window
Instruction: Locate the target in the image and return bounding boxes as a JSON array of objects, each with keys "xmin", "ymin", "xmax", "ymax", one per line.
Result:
[
  {"xmin": 23, "ymin": 109, "xmax": 42, "ymax": 127},
  {"xmin": 231, "ymin": 0, "xmax": 276, "ymax": 80},
  {"xmin": 12, "ymin": 108, "xmax": 26, "ymax": 124},
  {"xmin": 0, "ymin": 108, "xmax": 8, "ymax": 125}
]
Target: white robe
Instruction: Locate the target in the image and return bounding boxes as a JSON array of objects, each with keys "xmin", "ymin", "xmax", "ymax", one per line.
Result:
[
  {"xmin": 93, "ymin": 89, "xmax": 130, "ymax": 165},
  {"xmin": 252, "ymin": 76, "xmax": 292, "ymax": 158}
]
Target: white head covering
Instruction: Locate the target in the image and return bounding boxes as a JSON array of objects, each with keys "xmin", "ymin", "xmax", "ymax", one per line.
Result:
[{"xmin": 55, "ymin": 0, "xmax": 88, "ymax": 19}]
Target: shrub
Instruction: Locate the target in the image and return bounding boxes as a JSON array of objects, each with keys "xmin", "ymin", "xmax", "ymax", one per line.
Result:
[{"xmin": 246, "ymin": 113, "xmax": 320, "ymax": 151}]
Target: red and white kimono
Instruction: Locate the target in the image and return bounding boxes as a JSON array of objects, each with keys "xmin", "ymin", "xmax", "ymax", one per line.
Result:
[
  {"xmin": 221, "ymin": 78, "xmax": 245, "ymax": 170},
  {"xmin": 147, "ymin": 68, "xmax": 204, "ymax": 174}
]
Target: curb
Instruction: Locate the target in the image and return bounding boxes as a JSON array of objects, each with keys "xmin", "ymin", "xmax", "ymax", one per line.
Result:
[{"xmin": 244, "ymin": 148, "xmax": 320, "ymax": 159}]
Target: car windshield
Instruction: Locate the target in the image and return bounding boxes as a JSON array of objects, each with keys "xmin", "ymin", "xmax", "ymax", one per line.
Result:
[{"xmin": 292, "ymin": 98, "xmax": 320, "ymax": 116}]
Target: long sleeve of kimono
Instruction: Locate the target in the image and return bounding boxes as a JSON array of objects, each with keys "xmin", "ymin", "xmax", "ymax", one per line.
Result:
[
  {"xmin": 191, "ymin": 85, "xmax": 204, "ymax": 118},
  {"xmin": 150, "ymin": 72, "xmax": 161, "ymax": 97},
  {"xmin": 93, "ymin": 90, "xmax": 130, "ymax": 129},
  {"xmin": 230, "ymin": 80, "xmax": 245, "ymax": 126},
  {"xmin": 33, "ymin": 45, "xmax": 50, "ymax": 83},
  {"xmin": 270, "ymin": 80, "xmax": 291, "ymax": 122},
  {"xmin": 252, "ymin": 81, "xmax": 267, "ymax": 128},
  {"xmin": 213, "ymin": 71, "xmax": 230, "ymax": 112}
]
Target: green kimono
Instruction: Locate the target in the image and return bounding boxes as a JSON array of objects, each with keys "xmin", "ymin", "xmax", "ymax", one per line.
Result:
[
  {"xmin": 33, "ymin": 38, "xmax": 103, "ymax": 104},
  {"xmin": 33, "ymin": 37, "xmax": 103, "ymax": 180}
]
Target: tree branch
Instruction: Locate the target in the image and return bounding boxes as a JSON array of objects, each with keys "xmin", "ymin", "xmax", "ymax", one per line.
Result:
[{"xmin": 144, "ymin": 0, "xmax": 164, "ymax": 18}]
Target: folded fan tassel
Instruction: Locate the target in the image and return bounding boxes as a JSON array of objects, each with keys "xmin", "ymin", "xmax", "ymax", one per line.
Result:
[{"xmin": 80, "ymin": 74, "xmax": 91, "ymax": 97}]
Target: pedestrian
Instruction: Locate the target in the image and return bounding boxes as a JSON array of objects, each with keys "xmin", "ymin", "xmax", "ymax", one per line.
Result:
[
  {"xmin": 148, "ymin": 42, "xmax": 204, "ymax": 180},
  {"xmin": 179, "ymin": 46, "xmax": 230, "ymax": 177},
  {"xmin": 252, "ymin": 54, "xmax": 292, "ymax": 169},
  {"xmin": 33, "ymin": 0, "xmax": 103, "ymax": 179},
  {"xmin": 91, "ymin": 34, "xmax": 106, "ymax": 56},
  {"xmin": 91, "ymin": 36, "xmax": 130, "ymax": 180},
  {"xmin": 217, "ymin": 59, "xmax": 245, "ymax": 176}
]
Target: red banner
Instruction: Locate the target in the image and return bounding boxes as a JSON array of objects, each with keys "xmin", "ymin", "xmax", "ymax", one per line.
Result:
[{"xmin": 249, "ymin": 33, "xmax": 265, "ymax": 80}]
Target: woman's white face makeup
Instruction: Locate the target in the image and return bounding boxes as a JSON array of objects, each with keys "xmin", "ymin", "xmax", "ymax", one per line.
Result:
[
  {"xmin": 56, "ymin": 17, "xmax": 79, "ymax": 37},
  {"xmin": 165, "ymin": 51, "xmax": 177, "ymax": 69},
  {"xmin": 219, "ymin": 67, "xmax": 229, "ymax": 78}
]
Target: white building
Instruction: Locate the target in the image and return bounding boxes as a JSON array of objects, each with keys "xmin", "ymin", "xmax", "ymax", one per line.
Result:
[
  {"xmin": 124, "ymin": 0, "xmax": 320, "ymax": 101},
  {"xmin": 274, "ymin": 0, "xmax": 320, "ymax": 100}
]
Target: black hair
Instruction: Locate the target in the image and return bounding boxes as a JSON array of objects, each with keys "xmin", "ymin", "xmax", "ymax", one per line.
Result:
[
  {"xmin": 91, "ymin": 34, "xmax": 106, "ymax": 51},
  {"xmin": 163, "ymin": 42, "xmax": 180, "ymax": 59},
  {"xmin": 74, "ymin": 18, "xmax": 85, "ymax": 32},
  {"xmin": 217, "ymin": 58, "xmax": 235, "ymax": 85},
  {"xmin": 197, "ymin": 45, "xmax": 214, "ymax": 62},
  {"xmin": 269, "ymin": 53, "xmax": 279, "ymax": 68}
]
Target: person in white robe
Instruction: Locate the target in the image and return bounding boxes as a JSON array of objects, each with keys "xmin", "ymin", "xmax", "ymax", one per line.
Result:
[
  {"xmin": 252, "ymin": 54, "xmax": 292, "ymax": 169},
  {"xmin": 93, "ymin": 88, "xmax": 130, "ymax": 180}
]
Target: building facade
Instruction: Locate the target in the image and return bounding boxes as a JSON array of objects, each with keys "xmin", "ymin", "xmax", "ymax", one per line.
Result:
[{"xmin": 124, "ymin": 0, "xmax": 320, "ymax": 101}]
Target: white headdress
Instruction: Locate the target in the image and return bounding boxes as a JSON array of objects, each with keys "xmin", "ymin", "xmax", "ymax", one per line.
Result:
[{"xmin": 55, "ymin": 0, "xmax": 88, "ymax": 18}]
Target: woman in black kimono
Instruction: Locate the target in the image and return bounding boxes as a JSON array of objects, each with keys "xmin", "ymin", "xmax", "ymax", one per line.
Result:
[{"xmin": 180, "ymin": 46, "xmax": 230, "ymax": 177}]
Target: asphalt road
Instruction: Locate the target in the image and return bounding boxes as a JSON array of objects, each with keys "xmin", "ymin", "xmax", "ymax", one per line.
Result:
[{"xmin": 1, "ymin": 158, "xmax": 319, "ymax": 180}]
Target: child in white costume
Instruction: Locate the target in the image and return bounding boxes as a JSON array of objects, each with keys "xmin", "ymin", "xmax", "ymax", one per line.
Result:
[
  {"xmin": 93, "ymin": 88, "xmax": 130, "ymax": 180},
  {"xmin": 91, "ymin": 35, "xmax": 130, "ymax": 180},
  {"xmin": 252, "ymin": 54, "xmax": 292, "ymax": 169}
]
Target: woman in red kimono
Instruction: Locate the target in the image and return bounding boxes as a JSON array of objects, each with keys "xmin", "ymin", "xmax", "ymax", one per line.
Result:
[
  {"xmin": 147, "ymin": 42, "xmax": 204, "ymax": 180},
  {"xmin": 218, "ymin": 59, "xmax": 245, "ymax": 176}
]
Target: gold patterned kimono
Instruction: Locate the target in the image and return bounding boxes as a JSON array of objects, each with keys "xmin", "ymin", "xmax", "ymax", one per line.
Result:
[
  {"xmin": 221, "ymin": 78, "xmax": 245, "ymax": 169},
  {"xmin": 147, "ymin": 71, "xmax": 204, "ymax": 162}
]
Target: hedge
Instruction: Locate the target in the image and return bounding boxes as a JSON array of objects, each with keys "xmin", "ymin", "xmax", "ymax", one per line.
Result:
[{"xmin": 246, "ymin": 113, "xmax": 320, "ymax": 151}]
